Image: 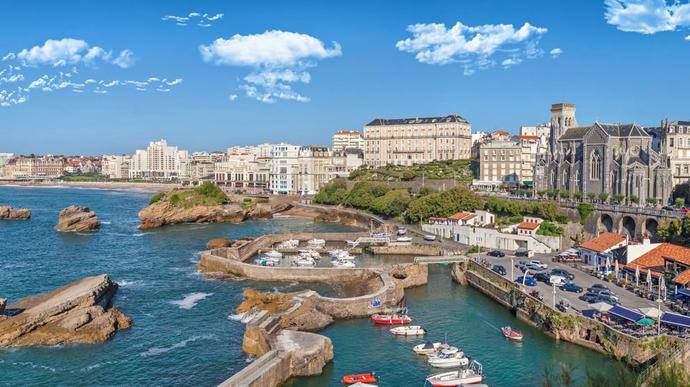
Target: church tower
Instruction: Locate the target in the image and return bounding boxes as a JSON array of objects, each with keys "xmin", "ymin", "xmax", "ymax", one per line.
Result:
[{"xmin": 549, "ymin": 103, "xmax": 577, "ymax": 156}]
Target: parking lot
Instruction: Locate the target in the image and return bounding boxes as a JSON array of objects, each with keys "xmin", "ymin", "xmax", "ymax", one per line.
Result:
[{"xmin": 476, "ymin": 251, "xmax": 665, "ymax": 314}]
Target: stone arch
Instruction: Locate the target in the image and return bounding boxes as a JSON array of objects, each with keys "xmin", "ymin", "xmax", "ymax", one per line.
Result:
[
  {"xmin": 599, "ymin": 214, "xmax": 614, "ymax": 233},
  {"xmin": 620, "ymin": 216, "xmax": 636, "ymax": 238},
  {"xmin": 644, "ymin": 218, "xmax": 659, "ymax": 240}
]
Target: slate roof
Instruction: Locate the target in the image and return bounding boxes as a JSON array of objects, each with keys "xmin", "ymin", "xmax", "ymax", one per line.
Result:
[
  {"xmin": 558, "ymin": 126, "xmax": 591, "ymax": 140},
  {"xmin": 558, "ymin": 122, "xmax": 649, "ymax": 141},
  {"xmin": 365, "ymin": 115, "xmax": 469, "ymax": 126}
]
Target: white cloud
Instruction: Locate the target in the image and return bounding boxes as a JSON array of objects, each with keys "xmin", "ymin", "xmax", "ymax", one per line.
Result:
[
  {"xmin": 686, "ymin": 34, "xmax": 690, "ymax": 40},
  {"xmin": 112, "ymin": 49, "xmax": 136, "ymax": 68},
  {"xmin": 604, "ymin": 0, "xmax": 690, "ymax": 35},
  {"xmin": 396, "ymin": 21, "xmax": 547, "ymax": 75},
  {"xmin": 162, "ymin": 12, "xmax": 224, "ymax": 27},
  {"xmin": 228, "ymin": 94, "xmax": 238, "ymax": 101},
  {"xmin": 550, "ymin": 48, "xmax": 563, "ymax": 58},
  {"xmin": 7, "ymin": 38, "xmax": 136, "ymax": 69},
  {"xmin": 199, "ymin": 30, "xmax": 341, "ymax": 103}
]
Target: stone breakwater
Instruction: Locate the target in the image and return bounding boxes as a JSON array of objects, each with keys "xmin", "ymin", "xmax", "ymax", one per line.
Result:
[
  {"xmin": 54, "ymin": 205, "xmax": 100, "ymax": 232},
  {"xmin": 0, "ymin": 206, "xmax": 31, "ymax": 220},
  {"xmin": 452, "ymin": 260, "xmax": 683, "ymax": 366},
  {"xmin": 0, "ymin": 274, "xmax": 131, "ymax": 347}
]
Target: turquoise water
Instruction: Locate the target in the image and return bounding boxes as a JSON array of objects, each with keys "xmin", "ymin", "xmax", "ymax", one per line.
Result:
[{"xmin": 0, "ymin": 187, "xmax": 630, "ymax": 386}]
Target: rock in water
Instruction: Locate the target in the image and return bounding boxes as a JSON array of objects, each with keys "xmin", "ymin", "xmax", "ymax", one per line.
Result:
[
  {"xmin": 0, "ymin": 297, "xmax": 6, "ymax": 315},
  {"xmin": 54, "ymin": 205, "xmax": 100, "ymax": 232},
  {"xmin": 138, "ymin": 201, "xmax": 246, "ymax": 230},
  {"xmin": 207, "ymin": 238, "xmax": 231, "ymax": 249},
  {"xmin": 0, "ymin": 274, "xmax": 131, "ymax": 347},
  {"xmin": 0, "ymin": 206, "xmax": 31, "ymax": 220}
]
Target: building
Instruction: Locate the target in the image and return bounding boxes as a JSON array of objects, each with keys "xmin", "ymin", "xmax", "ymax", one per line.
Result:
[
  {"xmin": 519, "ymin": 124, "xmax": 550, "ymax": 147},
  {"xmin": 625, "ymin": 242, "xmax": 690, "ymax": 289},
  {"xmin": 578, "ymin": 232, "xmax": 628, "ymax": 267},
  {"xmin": 101, "ymin": 155, "xmax": 132, "ymax": 179},
  {"xmin": 537, "ymin": 103, "xmax": 673, "ymax": 204},
  {"xmin": 516, "ymin": 217, "xmax": 543, "ymax": 237},
  {"xmin": 475, "ymin": 140, "xmax": 521, "ymax": 189},
  {"xmin": 214, "ymin": 147, "xmax": 270, "ymax": 193},
  {"xmin": 332, "ymin": 130, "xmax": 364, "ymax": 152},
  {"xmin": 428, "ymin": 210, "xmax": 495, "ymax": 228},
  {"xmin": 658, "ymin": 120, "xmax": 690, "ymax": 186},
  {"xmin": 3, "ymin": 156, "xmax": 64, "ymax": 179},
  {"xmin": 0, "ymin": 153, "xmax": 14, "ymax": 168},
  {"xmin": 130, "ymin": 139, "xmax": 189, "ymax": 180},
  {"xmin": 363, "ymin": 115, "xmax": 472, "ymax": 167}
]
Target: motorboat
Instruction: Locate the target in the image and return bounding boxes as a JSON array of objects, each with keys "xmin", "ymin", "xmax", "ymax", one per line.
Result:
[
  {"xmin": 425, "ymin": 361, "xmax": 483, "ymax": 386},
  {"xmin": 390, "ymin": 325, "xmax": 425, "ymax": 336},
  {"xmin": 341, "ymin": 372, "xmax": 377, "ymax": 384},
  {"xmin": 371, "ymin": 313, "xmax": 411, "ymax": 325},
  {"xmin": 294, "ymin": 257, "xmax": 316, "ymax": 267},
  {"xmin": 298, "ymin": 249, "xmax": 321, "ymax": 259},
  {"xmin": 307, "ymin": 239, "xmax": 326, "ymax": 248},
  {"xmin": 277, "ymin": 239, "xmax": 299, "ymax": 249},
  {"xmin": 423, "ymin": 234, "xmax": 437, "ymax": 241},
  {"xmin": 427, "ymin": 349, "xmax": 469, "ymax": 368},
  {"xmin": 397, "ymin": 228, "xmax": 407, "ymax": 236},
  {"xmin": 429, "ymin": 344, "xmax": 461, "ymax": 357},
  {"xmin": 329, "ymin": 250, "xmax": 355, "ymax": 260},
  {"xmin": 413, "ymin": 341, "xmax": 441, "ymax": 355},
  {"xmin": 373, "ymin": 232, "xmax": 390, "ymax": 238},
  {"xmin": 263, "ymin": 250, "xmax": 283, "ymax": 259},
  {"xmin": 332, "ymin": 259, "xmax": 355, "ymax": 268},
  {"xmin": 501, "ymin": 326, "xmax": 523, "ymax": 342},
  {"xmin": 396, "ymin": 236, "xmax": 413, "ymax": 243},
  {"xmin": 253, "ymin": 258, "xmax": 277, "ymax": 267}
]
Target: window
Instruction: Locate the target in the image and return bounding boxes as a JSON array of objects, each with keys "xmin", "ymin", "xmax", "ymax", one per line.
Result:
[
  {"xmin": 671, "ymin": 138, "xmax": 675, "ymax": 147},
  {"xmin": 590, "ymin": 150, "xmax": 601, "ymax": 180}
]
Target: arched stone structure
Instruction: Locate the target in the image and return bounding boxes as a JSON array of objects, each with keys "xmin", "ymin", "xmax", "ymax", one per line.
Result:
[
  {"xmin": 620, "ymin": 216, "xmax": 636, "ymax": 238},
  {"xmin": 643, "ymin": 218, "xmax": 659, "ymax": 240},
  {"xmin": 599, "ymin": 214, "xmax": 614, "ymax": 233}
]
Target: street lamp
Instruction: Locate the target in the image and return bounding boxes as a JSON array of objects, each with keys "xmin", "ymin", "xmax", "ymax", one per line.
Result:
[
  {"xmin": 511, "ymin": 258, "xmax": 514, "ymax": 282},
  {"xmin": 657, "ymin": 298, "xmax": 663, "ymax": 336},
  {"xmin": 552, "ymin": 282, "xmax": 557, "ymax": 309}
]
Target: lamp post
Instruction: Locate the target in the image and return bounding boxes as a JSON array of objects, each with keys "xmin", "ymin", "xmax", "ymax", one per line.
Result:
[
  {"xmin": 657, "ymin": 298, "xmax": 663, "ymax": 336},
  {"xmin": 511, "ymin": 258, "xmax": 514, "ymax": 282},
  {"xmin": 552, "ymin": 282, "xmax": 557, "ymax": 309}
]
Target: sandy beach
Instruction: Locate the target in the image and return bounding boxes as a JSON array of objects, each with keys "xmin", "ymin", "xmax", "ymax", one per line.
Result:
[{"xmin": 0, "ymin": 180, "xmax": 181, "ymax": 193}]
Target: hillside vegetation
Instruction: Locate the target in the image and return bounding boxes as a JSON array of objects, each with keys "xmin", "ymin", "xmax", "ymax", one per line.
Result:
[
  {"xmin": 150, "ymin": 182, "xmax": 229, "ymax": 208},
  {"xmin": 348, "ymin": 160, "xmax": 476, "ymax": 183}
]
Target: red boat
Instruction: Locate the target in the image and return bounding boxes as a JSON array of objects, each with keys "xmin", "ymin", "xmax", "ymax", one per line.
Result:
[
  {"xmin": 371, "ymin": 313, "xmax": 411, "ymax": 325},
  {"xmin": 341, "ymin": 372, "xmax": 377, "ymax": 384},
  {"xmin": 501, "ymin": 326, "xmax": 523, "ymax": 341}
]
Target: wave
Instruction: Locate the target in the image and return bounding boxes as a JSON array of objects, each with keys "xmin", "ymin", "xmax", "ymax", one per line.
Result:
[
  {"xmin": 116, "ymin": 279, "xmax": 145, "ymax": 288},
  {"xmin": 140, "ymin": 334, "xmax": 217, "ymax": 357},
  {"xmin": 169, "ymin": 292, "xmax": 213, "ymax": 310},
  {"xmin": 11, "ymin": 361, "xmax": 56, "ymax": 372},
  {"xmin": 101, "ymin": 221, "xmax": 112, "ymax": 225},
  {"xmin": 228, "ymin": 311, "xmax": 258, "ymax": 324}
]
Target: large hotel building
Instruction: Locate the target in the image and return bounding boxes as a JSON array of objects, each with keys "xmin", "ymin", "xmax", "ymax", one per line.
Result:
[{"xmin": 363, "ymin": 115, "xmax": 472, "ymax": 167}]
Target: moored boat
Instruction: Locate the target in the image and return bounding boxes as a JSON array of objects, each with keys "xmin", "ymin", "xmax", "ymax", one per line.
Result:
[
  {"xmin": 425, "ymin": 361, "xmax": 483, "ymax": 386},
  {"xmin": 371, "ymin": 313, "xmax": 411, "ymax": 325},
  {"xmin": 396, "ymin": 236, "xmax": 413, "ymax": 242},
  {"xmin": 263, "ymin": 250, "xmax": 282, "ymax": 259},
  {"xmin": 341, "ymin": 372, "xmax": 377, "ymax": 384},
  {"xmin": 423, "ymin": 234, "xmax": 437, "ymax": 241},
  {"xmin": 307, "ymin": 239, "xmax": 326, "ymax": 248},
  {"xmin": 413, "ymin": 341, "xmax": 441, "ymax": 355},
  {"xmin": 501, "ymin": 326, "xmax": 523, "ymax": 341},
  {"xmin": 427, "ymin": 349, "xmax": 469, "ymax": 368},
  {"xmin": 332, "ymin": 258, "xmax": 355, "ymax": 268},
  {"xmin": 397, "ymin": 228, "xmax": 407, "ymax": 236},
  {"xmin": 390, "ymin": 325, "xmax": 425, "ymax": 336}
]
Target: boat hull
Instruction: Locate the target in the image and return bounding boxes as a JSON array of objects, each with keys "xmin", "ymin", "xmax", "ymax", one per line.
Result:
[{"xmin": 370, "ymin": 315, "xmax": 411, "ymax": 325}]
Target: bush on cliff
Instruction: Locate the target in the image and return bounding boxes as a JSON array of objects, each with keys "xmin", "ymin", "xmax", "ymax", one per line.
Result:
[
  {"xmin": 369, "ymin": 189, "xmax": 411, "ymax": 217},
  {"xmin": 405, "ymin": 187, "xmax": 484, "ymax": 223},
  {"xmin": 341, "ymin": 181, "xmax": 390, "ymax": 209},
  {"xmin": 152, "ymin": 182, "xmax": 229, "ymax": 208},
  {"xmin": 486, "ymin": 196, "xmax": 563, "ymax": 222},
  {"xmin": 150, "ymin": 192, "xmax": 165, "ymax": 205},
  {"xmin": 313, "ymin": 179, "xmax": 348, "ymax": 205}
]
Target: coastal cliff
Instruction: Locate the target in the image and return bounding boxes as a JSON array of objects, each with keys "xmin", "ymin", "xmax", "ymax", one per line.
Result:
[
  {"xmin": 54, "ymin": 206, "xmax": 100, "ymax": 232},
  {"xmin": 0, "ymin": 206, "xmax": 31, "ymax": 220},
  {"xmin": 0, "ymin": 274, "xmax": 131, "ymax": 347}
]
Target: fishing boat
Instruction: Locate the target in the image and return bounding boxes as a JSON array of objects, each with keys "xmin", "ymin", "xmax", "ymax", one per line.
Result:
[
  {"xmin": 427, "ymin": 349, "xmax": 469, "ymax": 368},
  {"xmin": 298, "ymin": 249, "xmax": 321, "ymax": 259},
  {"xmin": 263, "ymin": 250, "xmax": 283, "ymax": 259},
  {"xmin": 341, "ymin": 372, "xmax": 377, "ymax": 384},
  {"xmin": 396, "ymin": 236, "xmax": 413, "ymax": 243},
  {"xmin": 277, "ymin": 239, "xmax": 299, "ymax": 249},
  {"xmin": 370, "ymin": 313, "xmax": 411, "ymax": 325},
  {"xmin": 307, "ymin": 239, "xmax": 326, "ymax": 248},
  {"xmin": 423, "ymin": 234, "xmax": 437, "ymax": 241},
  {"xmin": 413, "ymin": 341, "xmax": 441, "ymax": 355},
  {"xmin": 501, "ymin": 326, "xmax": 523, "ymax": 342},
  {"xmin": 425, "ymin": 361, "xmax": 483, "ymax": 386},
  {"xmin": 294, "ymin": 257, "xmax": 315, "ymax": 267},
  {"xmin": 332, "ymin": 259, "xmax": 355, "ymax": 268},
  {"xmin": 390, "ymin": 325, "xmax": 425, "ymax": 336},
  {"xmin": 397, "ymin": 228, "xmax": 407, "ymax": 236}
]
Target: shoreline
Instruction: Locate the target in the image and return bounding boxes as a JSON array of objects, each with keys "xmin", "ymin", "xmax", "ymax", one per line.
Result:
[{"xmin": 0, "ymin": 181, "xmax": 180, "ymax": 193}]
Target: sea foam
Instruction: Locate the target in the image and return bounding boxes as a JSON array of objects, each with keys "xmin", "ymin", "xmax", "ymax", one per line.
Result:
[{"xmin": 169, "ymin": 292, "xmax": 213, "ymax": 310}]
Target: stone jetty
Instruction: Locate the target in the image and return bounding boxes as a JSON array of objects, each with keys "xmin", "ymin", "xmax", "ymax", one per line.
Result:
[
  {"xmin": 0, "ymin": 274, "xmax": 131, "ymax": 347},
  {"xmin": 54, "ymin": 205, "xmax": 100, "ymax": 232},
  {"xmin": 0, "ymin": 206, "xmax": 31, "ymax": 220}
]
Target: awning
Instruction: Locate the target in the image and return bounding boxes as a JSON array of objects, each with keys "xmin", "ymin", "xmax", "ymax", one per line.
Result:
[
  {"xmin": 608, "ymin": 305, "xmax": 645, "ymax": 323},
  {"xmin": 677, "ymin": 288, "xmax": 690, "ymax": 298},
  {"xmin": 661, "ymin": 312, "xmax": 690, "ymax": 329}
]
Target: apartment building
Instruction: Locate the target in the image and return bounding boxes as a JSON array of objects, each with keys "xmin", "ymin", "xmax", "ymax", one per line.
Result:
[
  {"xmin": 3, "ymin": 156, "xmax": 64, "ymax": 179},
  {"xmin": 130, "ymin": 139, "xmax": 189, "ymax": 180},
  {"xmin": 660, "ymin": 120, "xmax": 690, "ymax": 185},
  {"xmin": 363, "ymin": 115, "xmax": 472, "ymax": 167},
  {"xmin": 101, "ymin": 155, "xmax": 132, "ymax": 179},
  {"xmin": 332, "ymin": 130, "xmax": 364, "ymax": 152}
]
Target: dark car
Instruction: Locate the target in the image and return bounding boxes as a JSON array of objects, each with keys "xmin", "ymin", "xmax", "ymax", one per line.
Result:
[
  {"xmin": 516, "ymin": 276, "xmax": 537, "ymax": 286},
  {"xmin": 588, "ymin": 284, "xmax": 609, "ymax": 292},
  {"xmin": 551, "ymin": 269, "xmax": 575, "ymax": 281},
  {"xmin": 579, "ymin": 293, "xmax": 600, "ymax": 303},
  {"xmin": 492, "ymin": 265, "xmax": 507, "ymax": 276},
  {"xmin": 596, "ymin": 294, "xmax": 620, "ymax": 305},
  {"xmin": 488, "ymin": 250, "xmax": 505, "ymax": 257},
  {"xmin": 533, "ymin": 271, "xmax": 551, "ymax": 283},
  {"xmin": 562, "ymin": 283, "xmax": 583, "ymax": 293}
]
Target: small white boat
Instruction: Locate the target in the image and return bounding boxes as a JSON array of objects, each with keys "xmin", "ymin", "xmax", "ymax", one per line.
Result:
[
  {"xmin": 428, "ymin": 344, "xmax": 461, "ymax": 358},
  {"xmin": 390, "ymin": 325, "xmax": 425, "ymax": 336},
  {"xmin": 413, "ymin": 341, "xmax": 441, "ymax": 355},
  {"xmin": 423, "ymin": 234, "xmax": 437, "ymax": 241},
  {"xmin": 277, "ymin": 239, "xmax": 299, "ymax": 249},
  {"xmin": 332, "ymin": 259, "xmax": 355, "ymax": 268},
  {"xmin": 373, "ymin": 232, "xmax": 390, "ymax": 238},
  {"xmin": 298, "ymin": 249, "xmax": 321, "ymax": 259},
  {"xmin": 397, "ymin": 228, "xmax": 407, "ymax": 236},
  {"xmin": 294, "ymin": 257, "xmax": 315, "ymax": 267},
  {"xmin": 346, "ymin": 240, "xmax": 358, "ymax": 247},
  {"xmin": 427, "ymin": 349, "xmax": 469, "ymax": 368},
  {"xmin": 425, "ymin": 361, "xmax": 483, "ymax": 386},
  {"xmin": 396, "ymin": 236, "xmax": 413, "ymax": 243},
  {"xmin": 307, "ymin": 239, "xmax": 326, "ymax": 248}
]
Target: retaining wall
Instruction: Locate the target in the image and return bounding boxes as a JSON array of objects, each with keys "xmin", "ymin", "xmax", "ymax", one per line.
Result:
[{"xmin": 228, "ymin": 232, "xmax": 368, "ymax": 262}]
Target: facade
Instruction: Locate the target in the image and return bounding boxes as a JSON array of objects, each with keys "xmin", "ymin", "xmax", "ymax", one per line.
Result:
[
  {"xmin": 658, "ymin": 120, "xmax": 690, "ymax": 186},
  {"xmin": 101, "ymin": 155, "xmax": 132, "ymax": 179},
  {"xmin": 214, "ymin": 147, "xmax": 270, "ymax": 193},
  {"xmin": 363, "ymin": 115, "xmax": 471, "ymax": 167},
  {"xmin": 578, "ymin": 232, "xmax": 628, "ymax": 266},
  {"xmin": 519, "ymin": 124, "xmax": 550, "ymax": 147},
  {"xmin": 537, "ymin": 103, "xmax": 673, "ymax": 204},
  {"xmin": 332, "ymin": 130, "xmax": 364, "ymax": 152},
  {"xmin": 0, "ymin": 153, "xmax": 14, "ymax": 168},
  {"xmin": 516, "ymin": 217, "xmax": 543, "ymax": 237},
  {"xmin": 130, "ymin": 139, "xmax": 189, "ymax": 180},
  {"xmin": 476, "ymin": 140, "xmax": 521, "ymax": 188},
  {"xmin": 3, "ymin": 156, "xmax": 64, "ymax": 179}
]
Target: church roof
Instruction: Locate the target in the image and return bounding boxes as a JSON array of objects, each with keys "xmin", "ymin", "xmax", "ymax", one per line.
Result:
[
  {"xmin": 558, "ymin": 126, "xmax": 590, "ymax": 140},
  {"xmin": 558, "ymin": 122, "xmax": 649, "ymax": 141}
]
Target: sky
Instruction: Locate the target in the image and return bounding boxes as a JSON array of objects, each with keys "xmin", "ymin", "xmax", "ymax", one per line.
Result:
[{"xmin": 2, "ymin": 0, "xmax": 690, "ymax": 155}]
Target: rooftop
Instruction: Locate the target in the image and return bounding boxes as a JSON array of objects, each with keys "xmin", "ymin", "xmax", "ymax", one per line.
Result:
[
  {"xmin": 448, "ymin": 212, "xmax": 476, "ymax": 221},
  {"xmin": 517, "ymin": 221, "xmax": 540, "ymax": 230},
  {"xmin": 626, "ymin": 243, "xmax": 690, "ymax": 275},
  {"xmin": 580, "ymin": 232, "xmax": 627, "ymax": 253},
  {"xmin": 365, "ymin": 114, "xmax": 469, "ymax": 126}
]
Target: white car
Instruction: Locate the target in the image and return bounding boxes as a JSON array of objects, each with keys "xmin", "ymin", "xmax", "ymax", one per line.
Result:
[
  {"xmin": 528, "ymin": 260, "xmax": 548, "ymax": 270},
  {"xmin": 549, "ymin": 275, "xmax": 567, "ymax": 287}
]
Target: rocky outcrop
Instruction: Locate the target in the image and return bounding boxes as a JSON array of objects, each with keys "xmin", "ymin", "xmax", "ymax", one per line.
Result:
[
  {"xmin": 389, "ymin": 263, "xmax": 429, "ymax": 288},
  {"xmin": 54, "ymin": 206, "xmax": 100, "ymax": 232},
  {"xmin": 207, "ymin": 237, "xmax": 231, "ymax": 249},
  {"xmin": 138, "ymin": 201, "xmax": 246, "ymax": 229},
  {"xmin": 0, "ymin": 274, "xmax": 131, "ymax": 347},
  {"xmin": 273, "ymin": 330, "xmax": 333, "ymax": 377},
  {"xmin": 0, "ymin": 297, "xmax": 6, "ymax": 315},
  {"xmin": 0, "ymin": 206, "xmax": 31, "ymax": 220}
]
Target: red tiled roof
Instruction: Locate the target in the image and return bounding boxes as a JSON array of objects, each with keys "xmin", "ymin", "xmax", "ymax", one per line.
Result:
[
  {"xmin": 625, "ymin": 243, "xmax": 690, "ymax": 275},
  {"xmin": 674, "ymin": 269, "xmax": 690, "ymax": 285},
  {"xmin": 516, "ymin": 135, "xmax": 540, "ymax": 140},
  {"xmin": 517, "ymin": 221, "xmax": 540, "ymax": 230},
  {"xmin": 580, "ymin": 232, "xmax": 626, "ymax": 253},
  {"xmin": 493, "ymin": 130, "xmax": 509, "ymax": 135},
  {"xmin": 449, "ymin": 212, "xmax": 476, "ymax": 221}
]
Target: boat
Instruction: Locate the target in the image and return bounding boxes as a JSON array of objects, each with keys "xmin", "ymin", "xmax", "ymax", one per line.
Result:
[
  {"xmin": 425, "ymin": 361, "xmax": 483, "ymax": 386},
  {"xmin": 397, "ymin": 228, "xmax": 407, "ymax": 236},
  {"xmin": 307, "ymin": 239, "xmax": 326, "ymax": 248},
  {"xmin": 501, "ymin": 326, "xmax": 523, "ymax": 342},
  {"xmin": 390, "ymin": 325, "xmax": 425, "ymax": 336},
  {"xmin": 427, "ymin": 349, "xmax": 469, "ymax": 368},
  {"xmin": 396, "ymin": 236, "xmax": 413, "ymax": 243},
  {"xmin": 346, "ymin": 240, "xmax": 359, "ymax": 247},
  {"xmin": 332, "ymin": 259, "xmax": 355, "ymax": 268},
  {"xmin": 373, "ymin": 232, "xmax": 390, "ymax": 238},
  {"xmin": 277, "ymin": 239, "xmax": 299, "ymax": 249},
  {"xmin": 427, "ymin": 344, "xmax": 461, "ymax": 357},
  {"xmin": 423, "ymin": 234, "xmax": 437, "ymax": 241},
  {"xmin": 253, "ymin": 258, "xmax": 277, "ymax": 267},
  {"xmin": 294, "ymin": 257, "xmax": 315, "ymax": 267},
  {"xmin": 341, "ymin": 372, "xmax": 377, "ymax": 384},
  {"xmin": 263, "ymin": 250, "xmax": 283, "ymax": 259},
  {"xmin": 349, "ymin": 383, "xmax": 378, "ymax": 387},
  {"xmin": 371, "ymin": 313, "xmax": 411, "ymax": 325},
  {"xmin": 329, "ymin": 250, "xmax": 355, "ymax": 260},
  {"xmin": 413, "ymin": 341, "xmax": 441, "ymax": 355},
  {"xmin": 298, "ymin": 249, "xmax": 321, "ymax": 259}
]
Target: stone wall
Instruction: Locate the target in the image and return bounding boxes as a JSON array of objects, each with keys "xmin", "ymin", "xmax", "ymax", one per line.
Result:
[
  {"xmin": 228, "ymin": 232, "xmax": 368, "ymax": 262},
  {"xmin": 368, "ymin": 243, "xmax": 443, "ymax": 256}
]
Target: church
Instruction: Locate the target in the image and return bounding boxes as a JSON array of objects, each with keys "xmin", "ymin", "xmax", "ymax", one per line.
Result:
[{"xmin": 536, "ymin": 104, "xmax": 673, "ymax": 204}]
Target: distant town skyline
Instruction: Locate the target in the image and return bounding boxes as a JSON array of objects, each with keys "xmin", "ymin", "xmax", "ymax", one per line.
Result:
[{"xmin": 3, "ymin": 0, "xmax": 690, "ymax": 154}]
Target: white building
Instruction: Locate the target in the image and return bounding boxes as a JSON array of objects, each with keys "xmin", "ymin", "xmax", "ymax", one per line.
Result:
[
  {"xmin": 0, "ymin": 153, "xmax": 14, "ymax": 168},
  {"xmin": 332, "ymin": 130, "xmax": 364, "ymax": 152},
  {"xmin": 101, "ymin": 155, "xmax": 132, "ymax": 179},
  {"xmin": 215, "ymin": 147, "xmax": 270, "ymax": 193},
  {"xmin": 130, "ymin": 139, "xmax": 189, "ymax": 180}
]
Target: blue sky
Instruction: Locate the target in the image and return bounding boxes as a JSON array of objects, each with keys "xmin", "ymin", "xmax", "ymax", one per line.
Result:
[{"xmin": 2, "ymin": 0, "xmax": 690, "ymax": 155}]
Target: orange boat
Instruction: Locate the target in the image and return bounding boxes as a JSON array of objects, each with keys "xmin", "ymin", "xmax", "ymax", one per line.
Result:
[{"xmin": 341, "ymin": 372, "xmax": 377, "ymax": 384}]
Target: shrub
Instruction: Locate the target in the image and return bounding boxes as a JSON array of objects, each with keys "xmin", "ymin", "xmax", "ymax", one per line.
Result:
[
  {"xmin": 406, "ymin": 187, "xmax": 484, "ymax": 223},
  {"xmin": 630, "ymin": 195, "xmax": 639, "ymax": 204},
  {"xmin": 369, "ymin": 189, "xmax": 411, "ymax": 217},
  {"xmin": 577, "ymin": 203, "xmax": 594, "ymax": 225},
  {"xmin": 537, "ymin": 221, "xmax": 564, "ymax": 236},
  {"xmin": 587, "ymin": 192, "xmax": 596, "ymax": 202},
  {"xmin": 647, "ymin": 197, "xmax": 658, "ymax": 205},
  {"xmin": 342, "ymin": 181, "xmax": 390, "ymax": 209},
  {"xmin": 599, "ymin": 192, "xmax": 609, "ymax": 202},
  {"xmin": 150, "ymin": 192, "xmax": 164, "ymax": 205},
  {"xmin": 169, "ymin": 193, "xmax": 181, "ymax": 205}
]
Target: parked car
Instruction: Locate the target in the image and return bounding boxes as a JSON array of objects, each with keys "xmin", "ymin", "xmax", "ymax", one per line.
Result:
[
  {"xmin": 515, "ymin": 276, "xmax": 537, "ymax": 286},
  {"xmin": 525, "ymin": 263, "xmax": 544, "ymax": 272},
  {"xmin": 533, "ymin": 271, "xmax": 551, "ymax": 283},
  {"xmin": 556, "ymin": 299, "xmax": 571, "ymax": 312},
  {"xmin": 562, "ymin": 283, "xmax": 583, "ymax": 293},
  {"xmin": 516, "ymin": 248, "xmax": 534, "ymax": 258},
  {"xmin": 487, "ymin": 250, "xmax": 505, "ymax": 257},
  {"xmin": 596, "ymin": 294, "xmax": 620, "ymax": 305},
  {"xmin": 579, "ymin": 293, "xmax": 600, "ymax": 303},
  {"xmin": 549, "ymin": 275, "xmax": 567, "ymax": 287},
  {"xmin": 588, "ymin": 284, "xmax": 609, "ymax": 292},
  {"xmin": 551, "ymin": 269, "xmax": 575, "ymax": 281},
  {"xmin": 492, "ymin": 265, "xmax": 507, "ymax": 276},
  {"xmin": 528, "ymin": 260, "xmax": 548, "ymax": 270}
]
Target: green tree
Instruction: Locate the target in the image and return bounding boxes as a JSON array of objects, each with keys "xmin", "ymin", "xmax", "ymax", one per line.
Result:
[
  {"xmin": 537, "ymin": 221, "xmax": 564, "ymax": 236},
  {"xmin": 342, "ymin": 181, "xmax": 390, "ymax": 209},
  {"xmin": 559, "ymin": 190, "xmax": 570, "ymax": 199},
  {"xmin": 657, "ymin": 221, "xmax": 671, "ymax": 240},
  {"xmin": 599, "ymin": 192, "xmax": 609, "ymax": 203},
  {"xmin": 675, "ymin": 197, "xmax": 685, "ymax": 208},
  {"xmin": 577, "ymin": 203, "xmax": 594, "ymax": 225},
  {"xmin": 369, "ymin": 189, "xmax": 411, "ymax": 217},
  {"xmin": 406, "ymin": 186, "xmax": 484, "ymax": 223},
  {"xmin": 613, "ymin": 194, "xmax": 625, "ymax": 204},
  {"xmin": 629, "ymin": 195, "xmax": 639, "ymax": 204},
  {"xmin": 647, "ymin": 197, "xmax": 658, "ymax": 205},
  {"xmin": 574, "ymin": 191, "xmax": 583, "ymax": 201},
  {"xmin": 587, "ymin": 192, "xmax": 596, "ymax": 202}
]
